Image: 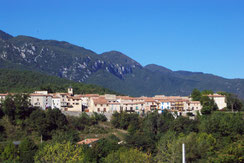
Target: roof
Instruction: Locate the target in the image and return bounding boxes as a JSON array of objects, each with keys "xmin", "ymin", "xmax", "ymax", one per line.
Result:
[
  {"xmin": 208, "ymin": 94, "xmax": 225, "ymax": 98},
  {"xmin": 29, "ymin": 93, "xmax": 52, "ymax": 97},
  {"xmin": 117, "ymin": 96, "xmax": 134, "ymax": 100},
  {"xmin": 84, "ymin": 94, "xmax": 100, "ymax": 97},
  {"xmin": 67, "ymin": 96, "xmax": 81, "ymax": 100},
  {"xmin": 144, "ymin": 98, "xmax": 156, "ymax": 102},
  {"xmin": 189, "ymin": 101, "xmax": 201, "ymax": 104},
  {"xmin": 77, "ymin": 138, "xmax": 99, "ymax": 145},
  {"xmin": 123, "ymin": 102, "xmax": 144, "ymax": 105},
  {"xmin": 93, "ymin": 97, "xmax": 108, "ymax": 104},
  {"xmin": 52, "ymin": 96, "xmax": 60, "ymax": 98}
]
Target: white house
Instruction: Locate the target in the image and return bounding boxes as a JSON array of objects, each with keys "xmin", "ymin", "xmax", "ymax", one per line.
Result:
[
  {"xmin": 29, "ymin": 93, "xmax": 52, "ymax": 110},
  {"xmin": 52, "ymin": 95, "xmax": 61, "ymax": 109},
  {"xmin": 208, "ymin": 94, "xmax": 227, "ymax": 110}
]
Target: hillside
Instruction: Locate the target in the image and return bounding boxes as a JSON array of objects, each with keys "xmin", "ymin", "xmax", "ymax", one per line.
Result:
[
  {"xmin": 0, "ymin": 30, "xmax": 244, "ymax": 97},
  {"xmin": 0, "ymin": 69, "xmax": 117, "ymax": 95}
]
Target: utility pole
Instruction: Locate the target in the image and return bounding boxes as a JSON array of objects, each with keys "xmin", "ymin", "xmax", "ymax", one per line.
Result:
[{"xmin": 182, "ymin": 143, "xmax": 186, "ymax": 163}]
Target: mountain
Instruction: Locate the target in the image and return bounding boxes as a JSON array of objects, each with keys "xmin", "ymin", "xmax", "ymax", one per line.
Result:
[
  {"xmin": 144, "ymin": 64, "xmax": 172, "ymax": 73},
  {"xmin": 0, "ymin": 30, "xmax": 244, "ymax": 98},
  {"xmin": 0, "ymin": 30, "xmax": 13, "ymax": 41}
]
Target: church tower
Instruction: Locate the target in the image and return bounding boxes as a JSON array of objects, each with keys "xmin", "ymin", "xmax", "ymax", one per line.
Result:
[{"xmin": 68, "ymin": 86, "xmax": 73, "ymax": 95}]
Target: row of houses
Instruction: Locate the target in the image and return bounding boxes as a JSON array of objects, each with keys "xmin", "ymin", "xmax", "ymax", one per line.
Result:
[{"xmin": 0, "ymin": 87, "xmax": 227, "ymax": 116}]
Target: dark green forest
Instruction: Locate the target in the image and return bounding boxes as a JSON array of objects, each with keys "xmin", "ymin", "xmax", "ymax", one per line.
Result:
[
  {"xmin": 0, "ymin": 94, "xmax": 243, "ymax": 162},
  {"xmin": 0, "ymin": 69, "xmax": 118, "ymax": 95}
]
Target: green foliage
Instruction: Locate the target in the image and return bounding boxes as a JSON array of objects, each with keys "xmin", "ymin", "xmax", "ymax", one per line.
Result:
[
  {"xmin": 88, "ymin": 136, "xmax": 121, "ymax": 162},
  {"xmin": 191, "ymin": 88, "xmax": 202, "ymax": 101},
  {"xmin": 200, "ymin": 95, "xmax": 218, "ymax": 114},
  {"xmin": 226, "ymin": 93, "xmax": 243, "ymax": 112},
  {"xmin": 67, "ymin": 116, "xmax": 86, "ymax": 131},
  {"xmin": 51, "ymin": 129, "xmax": 80, "ymax": 143},
  {"xmin": 201, "ymin": 89, "xmax": 214, "ymax": 95},
  {"xmin": 27, "ymin": 108, "xmax": 68, "ymax": 140},
  {"xmin": 170, "ymin": 116, "xmax": 198, "ymax": 134},
  {"xmin": 104, "ymin": 147, "xmax": 152, "ymax": 163},
  {"xmin": 0, "ymin": 116, "xmax": 24, "ymax": 140},
  {"xmin": 92, "ymin": 112, "xmax": 107, "ymax": 122},
  {"xmin": 209, "ymin": 138, "xmax": 244, "ymax": 163},
  {"xmin": 156, "ymin": 132, "xmax": 216, "ymax": 163},
  {"xmin": 0, "ymin": 142, "xmax": 18, "ymax": 162},
  {"xmin": 2, "ymin": 94, "xmax": 35, "ymax": 122},
  {"xmin": 111, "ymin": 111, "xmax": 140, "ymax": 130},
  {"xmin": 34, "ymin": 141, "xmax": 85, "ymax": 162},
  {"xmin": 199, "ymin": 112, "xmax": 244, "ymax": 139},
  {"xmin": 0, "ymin": 69, "xmax": 118, "ymax": 95},
  {"xmin": 46, "ymin": 108, "xmax": 68, "ymax": 130},
  {"xmin": 19, "ymin": 138, "xmax": 37, "ymax": 163}
]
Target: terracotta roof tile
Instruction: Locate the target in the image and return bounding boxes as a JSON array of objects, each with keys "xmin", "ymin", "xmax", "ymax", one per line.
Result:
[{"xmin": 77, "ymin": 138, "xmax": 99, "ymax": 145}]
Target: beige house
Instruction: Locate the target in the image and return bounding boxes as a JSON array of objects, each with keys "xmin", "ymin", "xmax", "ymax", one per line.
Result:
[
  {"xmin": 89, "ymin": 97, "xmax": 110, "ymax": 113},
  {"xmin": 208, "ymin": 94, "xmax": 227, "ymax": 110},
  {"xmin": 65, "ymin": 96, "xmax": 83, "ymax": 112},
  {"xmin": 182, "ymin": 101, "xmax": 202, "ymax": 116},
  {"xmin": 29, "ymin": 93, "xmax": 52, "ymax": 110}
]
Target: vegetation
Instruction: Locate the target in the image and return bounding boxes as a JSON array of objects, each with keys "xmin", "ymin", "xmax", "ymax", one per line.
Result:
[
  {"xmin": 0, "ymin": 69, "xmax": 119, "ymax": 95},
  {"xmin": 0, "ymin": 90, "xmax": 243, "ymax": 162}
]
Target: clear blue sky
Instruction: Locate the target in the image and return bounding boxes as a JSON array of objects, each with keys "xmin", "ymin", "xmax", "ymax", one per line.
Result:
[{"xmin": 1, "ymin": 0, "xmax": 244, "ymax": 79}]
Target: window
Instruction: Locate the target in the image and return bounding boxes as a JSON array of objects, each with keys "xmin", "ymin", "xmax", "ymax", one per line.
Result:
[
  {"xmin": 98, "ymin": 108, "xmax": 100, "ymax": 112},
  {"xmin": 37, "ymin": 98, "xmax": 39, "ymax": 101},
  {"xmin": 104, "ymin": 108, "xmax": 106, "ymax": 112}
]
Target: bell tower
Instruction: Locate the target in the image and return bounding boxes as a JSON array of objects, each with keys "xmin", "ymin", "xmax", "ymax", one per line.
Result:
[{"xmin": 68, "ymin": 86, "xmax": 73, "ymax": 95}]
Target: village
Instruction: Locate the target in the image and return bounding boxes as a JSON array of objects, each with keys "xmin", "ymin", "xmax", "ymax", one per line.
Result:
[{"xmin": 0, "ymin": 87, "xmax": 227, "ymax": 118}]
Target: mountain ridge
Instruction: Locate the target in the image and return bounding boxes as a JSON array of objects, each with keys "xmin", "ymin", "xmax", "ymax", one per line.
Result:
[{"xmin": 0, "ymin": 30, "xmax": 244, "ymax": 98}]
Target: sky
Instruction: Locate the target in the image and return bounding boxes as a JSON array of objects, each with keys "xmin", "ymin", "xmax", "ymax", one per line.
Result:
[{"xmin": 0, "ymin": 0, "xmax": 244, "ymax": 79}]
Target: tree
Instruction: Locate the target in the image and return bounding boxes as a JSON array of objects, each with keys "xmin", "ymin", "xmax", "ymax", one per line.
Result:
[
  {"xmin": 226, "ymin": 93, "xmax": 243, "ymax": 112},
  {"xmin": 191, "ymin": 89, "xmax": 202, "ymax": 101},
  {"xmin": 46, "ymin": 108, "xmax": 68, "ymax": 131},
  {"xmin": 170, "ymin": 116, "xmax": 198, "ymax": 134},
  {"xmin": 201, "ymin": 90, "xmax": 214, "ymax": 95},
  {"xmin": 156, "ymin": 131, "xmax": 181, "ymax": 163},
  {"xmin": 51, "ymin": 129, "xmax": 79, "ymax": 143},
  {"xmin": 19, "ymin": 138, "xmax": 37, "ymax": 163},
  {"xmin": 0, "ymin": 141, "xmax": 18, "ymax": 162},
  {"xmin": 209, "ymin": 138, "xmax": 244, "ymax": 163},
  {"xmin": 2, "ymin": 94, "xmax": 35, "ymax": 122},
  {"xmin": 199, "ymin": 112, "xmax": 244, "ymax": 139},
  {"xmin": 111, "ymin": 112, "xmax": 140, "ymax": 130},
  {"xmin": 89, "ymin": 136, "xmax": 121, "ymax": 162},
  {"xmin": 27, "ymin": 109, "xmax": 49, "ymax": 138},
  {"xmin": 34, "ymin": 141, "xmax": 85, "ymax": 162},
  {"xmin": 0, "ymin": 116, "xmax": 23, "ymax": 140},
  {"xmin": 200, "ymin": 96, "xmax": 218, "ymax": 114},
  {"xmin": 156, "ymin": 132, "xmax": 216, "ymax": 163},
  {"xmin": 104, "ymin": 147, "xmax": 151, "ymax": 163}
]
